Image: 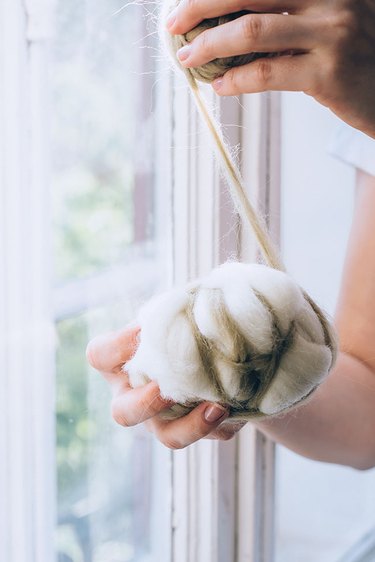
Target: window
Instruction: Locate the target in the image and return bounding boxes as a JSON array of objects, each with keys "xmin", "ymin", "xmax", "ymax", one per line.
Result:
[
  {"xmin": 0, "ymin": 0, "xmax": 170, "ymax": 560},
  {"xmin": 4, "ymin": 2, "xmax": 372, "ymax": 561},
  {"xmin": 0, "ymin": 2, "xmax": 286, "ymax": 556},
  {"xmin": 50, "ymin": 1, "xmax": 171, "ymax": 560}
]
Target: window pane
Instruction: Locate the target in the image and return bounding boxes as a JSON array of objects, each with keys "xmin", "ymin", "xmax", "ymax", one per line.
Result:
[
  {"xmin": 51, "ymin": 1, "xmax": 171, "ymax": 560},
  {"xmin": 51, "ymin": 0, "xmax": 156, "ymax": 283},
  {"xmin": 56, "ymin": 306, "xmax": 170, "ymax": 562}
]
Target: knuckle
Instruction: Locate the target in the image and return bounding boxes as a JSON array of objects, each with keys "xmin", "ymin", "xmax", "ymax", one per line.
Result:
[
  {"xmin": 255, "ymin": 59, "xmax": 272, "ymax": 87},
  {"xmin": 185, "ymin": 0, "xmax": 198, "ymax": 14},
  {"xmin": 316, "ymin": 50, "xmax": 340, "ymax": 88},
  {"xmin": 111, "ymin": 400, "xmax": 132, "ymax": 427},
  {"xmin": 322, "ymin": 10, "xmax": 358, "ymax": 46},
  {"xmin": 198, "ymin": 30, "xmax": 214, "ymax": 58},
  {"xmin": 138, "ymin": 392, "xmax": 157, "ymax": 417},
  {"xmin": 241, "ymin": 15, "xmax": 263, "ymax": 43},
  {"xmin": 224, "ymin": 68, "xmax": 239, "ymax": 92},
  {"xmin": 304, "ymin": 62, "xmax": 322, "ymax": 96},
  {"xmin": 161, "ymin": 437, "xmax": 185, "ymax": 450},
  {"xmin": 85, "ymin": 339, "xmax": 99, "ymax": 369},
  {"xmin": 334, "ymin": 9, "xmax": 358, "ymax": 42},
  {"xmin": 325, "ymin": 57, "xmax": 340, "ymax": 82}
]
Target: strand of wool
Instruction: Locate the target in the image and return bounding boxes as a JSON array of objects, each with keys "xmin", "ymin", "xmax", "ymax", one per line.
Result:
[
  {"xmin": 161, "ymin": 2, "xmax": 284, "ymax": 270},
  {"xmin": 125, "ymin": 263, "xmax": 337, "ymax": 419}
]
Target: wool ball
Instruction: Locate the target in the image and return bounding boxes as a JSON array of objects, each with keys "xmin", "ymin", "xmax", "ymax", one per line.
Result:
[
  {"xmin": 164, "ymin": 8, "xmax": 269, "ymax": 83},
  {"xmin": 124, "ymin": 262, "xmax": 337, "ymax": 419}
]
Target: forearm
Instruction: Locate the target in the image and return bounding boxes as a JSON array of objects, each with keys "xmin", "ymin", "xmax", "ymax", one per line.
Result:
[
  {"xmin": 255, "ymin": 170, "xmax": 375, "ymax": 469},
  {"xmin": 255, "ymin": 352, "xmax": 375, "ymax": 469}
]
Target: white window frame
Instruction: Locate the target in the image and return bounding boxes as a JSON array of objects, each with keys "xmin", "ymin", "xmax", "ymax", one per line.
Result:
[
  {"xmin": 237, "ymin": 90, "xmax": 281, "ymax": 562},
  {"xmin": 0, "ymin": 1, "xmax": 56, "ymax": 561},
  {"xmin": 169, "ymin": 68, "xmax": 282, "ymax": 561}
]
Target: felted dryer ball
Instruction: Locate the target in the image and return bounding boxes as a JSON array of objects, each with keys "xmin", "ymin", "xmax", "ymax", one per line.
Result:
[
  {"xmin": 165, "ymin": 10, "xmax": 268, "ymax": 83},
  {"xmin": 125, "ymin": 262, "xmax": 337, "ymax": 420}
]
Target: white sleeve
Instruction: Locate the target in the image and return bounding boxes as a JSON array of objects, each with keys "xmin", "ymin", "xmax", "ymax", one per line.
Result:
[{"xmin": 328, "ymin": 122, "xmax": 375, "ymax": 177}]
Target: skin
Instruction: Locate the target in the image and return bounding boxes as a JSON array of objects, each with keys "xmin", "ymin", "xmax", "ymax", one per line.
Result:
[
  {"xmin": 165, "ymin": 0, "xmax": 375, "ymax": 139},
  {"xmin": 87, "ymin": 171, "xmax": 375, "ymax": 469}
]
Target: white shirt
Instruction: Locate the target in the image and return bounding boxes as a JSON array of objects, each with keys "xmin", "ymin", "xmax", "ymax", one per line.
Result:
[{"xmin": 328, "ymin": 122, "xmax": 375, "ymax": 176}]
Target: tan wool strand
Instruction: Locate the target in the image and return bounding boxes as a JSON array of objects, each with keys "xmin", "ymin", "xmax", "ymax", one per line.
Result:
[
  {"xmin": 186, "ymin": 287, "xmax": 296, "ymax": 416},
  {"xmin": 183, "ymin": 69, "xmax": 285, "ymax": 272},
  {"xmin": 162, "ymin": 3, "xmax": 283, "ymax": 270}
]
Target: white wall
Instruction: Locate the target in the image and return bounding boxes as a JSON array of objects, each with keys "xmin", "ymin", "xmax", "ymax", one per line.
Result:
[
  {"xmin": 275, "ymin": 92, "xmax": 375, "ymax": 562},
  {"xmin": 280, "ymin": 92, "xmax": 355, "ymax": 313}
]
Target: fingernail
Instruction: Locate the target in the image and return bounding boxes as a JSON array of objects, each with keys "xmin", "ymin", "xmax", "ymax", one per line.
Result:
[
  {"xmin": 166, "ymin": 10, "xmax": 177, "ymax": 30},
  {"xmin": 177, "ymin": 45, "xmax": 191, "ymax": 63},
  {"xmin": 204, "ymin": 404, "xmax": 228, "ymax": 423},
  {"xmin": 212, "ymin": 78, "xmax": 223, "ymax": 92}
]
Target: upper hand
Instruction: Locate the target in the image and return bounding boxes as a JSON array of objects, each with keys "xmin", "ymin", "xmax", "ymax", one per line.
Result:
[
  {"xmin": 86, "ymin": 325, "xmax": 245, "ymax": 449},
  {"xmin": 167, "ymin": 0, "xmax": 375, "ymax": 138}
]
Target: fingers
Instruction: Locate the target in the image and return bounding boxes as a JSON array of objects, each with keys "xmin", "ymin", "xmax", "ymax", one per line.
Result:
[
  {"xmin": 145, "ymin": 402, "xmax": 230, "ymax": 449},
  {"xmin": 177, "ymin": 14, "xmax": 316, "ymax": 69},
  {"xmin": 167, "ymin": 0, "xmax": 305, "ymax": 36},
  {"xmin": 111, "ymin": 381, "xmax": 175, "ymax": 427},
  {"xmin": 212, "ymin": 52, "xmax": 317, "ymax": 96},
  {"xmin": 86, "ymin": 324, "xmax": 140, "ymax": 375},
  {"xmin": 87, "ymin": 325, "xmax": 178, "ymax": 428},
  {"xmin": 204, "ymin": 420, "xmax": 247, "ymax": 440}
]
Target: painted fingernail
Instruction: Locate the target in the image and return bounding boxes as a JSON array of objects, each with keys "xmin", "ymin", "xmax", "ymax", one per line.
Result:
[
  {"xmin": 204, "ymin": 404, "xmax": 228, "ymax": 423},
  {"xmin": 212, "ymin": 78, "xmax": 223, "ymax": 91},
  {"xmin": 166, "ymin": 11, "xmax": 177, "ymax": 30},
  {"xmin": 177, "ymin": 45, "xmax": 191, "ymax": 62}
]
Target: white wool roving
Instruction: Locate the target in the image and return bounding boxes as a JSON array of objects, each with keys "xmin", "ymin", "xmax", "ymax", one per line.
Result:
[{"xmin": 125, "ymin": 262, "xmax": 337, "ymax": 419}]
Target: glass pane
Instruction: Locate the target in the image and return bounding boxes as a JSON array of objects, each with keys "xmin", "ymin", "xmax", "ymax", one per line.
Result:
[
  {"xmin": 50, "ymin": 0, "xmax": 171, "ymax": 560},
  {"xmin": 56, "ymin": 306, "xmax": 170, "ymax": 562},
  {"xmin": 51, "ymin": 0, "xmax": 156, "ymax": 283},
  {"xmin": 274, "ymin": 92, "xmax": 375, "ymax": 561}
]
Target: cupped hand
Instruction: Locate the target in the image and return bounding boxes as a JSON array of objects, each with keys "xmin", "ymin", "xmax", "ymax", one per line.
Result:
[
  {"xmin": 167, "ymin": 0, "xmax": 375, "ymax": 138},
  {"xmin": 86, "ymin": 325, "xmax": 245, "ymax": 449}
]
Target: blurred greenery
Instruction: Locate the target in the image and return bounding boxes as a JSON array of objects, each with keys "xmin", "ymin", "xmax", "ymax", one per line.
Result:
[
  {"xmin": 56, "ymin": 316, "xmax": 90, "ymax": 508},
  {"xmin": 56, "ymin": 311, "xmax": 143, "ymax": 562}
]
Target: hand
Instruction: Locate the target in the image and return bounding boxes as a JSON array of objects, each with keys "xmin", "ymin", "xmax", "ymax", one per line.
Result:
[
  {"xmin": 86, "ymin": 325, "xmax": 245, "ymax": 449},
  {"xmin": 167, "ymin": 0, "xmax": 375, "ymax": 138}
]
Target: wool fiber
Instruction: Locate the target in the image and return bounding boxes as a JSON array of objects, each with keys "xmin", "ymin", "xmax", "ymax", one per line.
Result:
[{"xmin": 125, "ymin": 263, "xmax": 337, "ymax": 419}]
